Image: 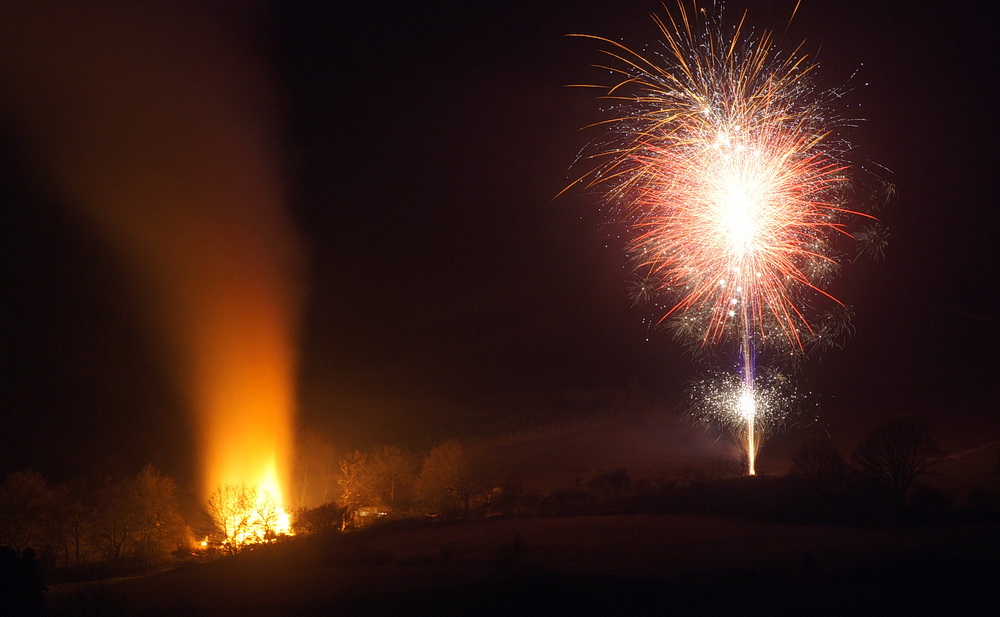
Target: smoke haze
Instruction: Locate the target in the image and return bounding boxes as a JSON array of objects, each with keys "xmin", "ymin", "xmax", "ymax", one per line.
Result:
[{"xmin": 0, "ymin": 1, "xmax": 303, "ymax": 500}]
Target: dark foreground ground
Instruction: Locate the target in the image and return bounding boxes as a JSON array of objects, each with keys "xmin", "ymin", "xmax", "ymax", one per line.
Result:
[{"xmin": 48, "ymin": 515, "xmax": 1000, "ymax": 617}]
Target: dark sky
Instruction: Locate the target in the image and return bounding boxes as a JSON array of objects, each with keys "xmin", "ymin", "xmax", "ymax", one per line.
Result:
[{"xmin": 1, "ymin": 0, "xmax": 998, "ymax": 484}]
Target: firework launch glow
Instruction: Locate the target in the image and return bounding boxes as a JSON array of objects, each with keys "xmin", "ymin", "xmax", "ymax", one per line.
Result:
[
  {"xmin": 572, "ymin": 4, "xmax": 877, "ymax": 474},
  {"xmin": 689, "ymin": 368, "xmax": 808, "ymax": 471}
]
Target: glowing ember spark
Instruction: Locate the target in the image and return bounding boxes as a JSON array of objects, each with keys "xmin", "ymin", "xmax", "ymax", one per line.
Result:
[
  {"xmin": 572, "ymin": 4, "xmax": 874, "ymax": 474},
  {"xmin": 737, "ymin": 385, "xmax": 756, "ymax": 422}
]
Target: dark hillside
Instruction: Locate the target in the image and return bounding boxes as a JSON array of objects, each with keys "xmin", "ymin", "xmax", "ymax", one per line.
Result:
[{"xmin": 47, "ymin": 515, "xmax": 999, "ymax": 616}]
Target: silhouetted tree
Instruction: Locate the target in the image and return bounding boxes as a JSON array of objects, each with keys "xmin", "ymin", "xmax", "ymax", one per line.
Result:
[
  {"xmin": 87, "ymin": 477, "xmax": 136, "ymax": 561},
  {"xmin": 337, "ymin": 450, "xmax": 371, "ymax": 529},
  {"xmin": 0, "ymin": 468, "xmax": 187, "ymax": 570},
  {"xmin": 293, "ymin": 503, "xmax": 345, "ymax": 535},
  {"xmin": 587, "ymin": 469, "xmax": 631, "ymax": 505},
  {"xmin": 45, "ymin": 487, "xmax": 91, "ymax": 567},
  {"xmin": 851, "ymin": 418, "xmax": 942, "ymax": 499},
  {"xmin": 131, "ymin": 466, "xmax": 187, "ymax": 559},
  {"xmin": 334, "ymin": 445, "xmax": 414, "ymax": 525},
  {"xmin": 413, "ymin": 441, "xmax": 493, "ymax": 520},
  {"xmin": 0, "ymin": 471, "xmax": 54, "ymax": 553},
  {"xmin": 367, "ymin": 445, "xmax": 413, "ymax": 509},
  {"xmin": 83, "ymin": 468, "xmax": 188, "ymax": 562},
  {"xmin": 493, "ymin": 477, "xmax": 526, "ymax": 518},
  {"xmin": 791, "ymin": 438, "xmax": 852, "ymax": 492},
  {"xmin": 535, "ymin": 483, "xmax": 599, "ymax": 517},
  {"xmin": 293, "ymin": 431, "xmax": 338, "ymax": 509}
]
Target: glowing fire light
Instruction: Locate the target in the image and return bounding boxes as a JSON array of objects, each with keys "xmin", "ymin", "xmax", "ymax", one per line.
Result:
[
  {"xmin": 198, "ymin": 352, "xmax": 297, "ymax": 540},
  {"xmin": 183, "ymin": 266, "xmax": 298, "ymax": 550},
  {"xmin": 572, "ymin": 4, "xmax": 872, "ymax": 474},
  {"xmin": 196, "ymin": 308, "xmax": 299, "ymax": 547},
  {"xmin": 208, "ymin": 482, "xmax": 293, "ymax": 552},
  {"xmin": 0, "ymin": 0, "xmax": 303, "ymax": 540}
]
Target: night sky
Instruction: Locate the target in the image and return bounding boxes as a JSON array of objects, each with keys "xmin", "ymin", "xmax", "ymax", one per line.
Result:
[{"xmin": 1, "ymin": 0, "xmax": 998, "ymax": 486}]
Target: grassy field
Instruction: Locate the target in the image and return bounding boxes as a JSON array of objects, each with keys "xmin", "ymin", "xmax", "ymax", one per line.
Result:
[{"xmin": 47, "ymin": 514, "xmax": 999, "ymax": 616}]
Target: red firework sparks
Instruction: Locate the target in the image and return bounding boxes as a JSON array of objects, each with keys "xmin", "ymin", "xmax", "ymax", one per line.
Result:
[{"xmin": 571, "ymin": 6, "xmax": 873, "ymax": 350}]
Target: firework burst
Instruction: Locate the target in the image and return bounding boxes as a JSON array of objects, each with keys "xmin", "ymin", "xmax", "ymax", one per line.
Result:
[
  {"xmin": 689, "ymin": 368, "xmax": 811, "ymax": 473},
  {"xmin": 571, "ymin": 3, "xmax": 876, "ymax": 474}
]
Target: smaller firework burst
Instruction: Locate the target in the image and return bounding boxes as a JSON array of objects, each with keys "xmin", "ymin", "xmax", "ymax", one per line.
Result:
[{"xmin": 689, "ymin": 368, "xmax": 810, "ymax": 474}]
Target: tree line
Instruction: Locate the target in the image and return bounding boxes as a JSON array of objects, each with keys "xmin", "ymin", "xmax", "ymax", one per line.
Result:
[
  {"xmin": 293, "ymin": 440, "xmax": 498, "ymax": 533},
  {"xmin": 292, "ymin": 417, "xmax": 1000, "ymax": 530},
  {"xmin": 3, "ymin": 417, "xmax": 997, "ymax": 585},
  {"xmin": 0, "ymin": 465, "xmax": 188, "ymax": 576}
]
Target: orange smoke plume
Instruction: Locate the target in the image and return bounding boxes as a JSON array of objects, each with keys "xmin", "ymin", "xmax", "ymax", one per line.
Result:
[{"xmin": 0, "ymin": 1, "xmax": 302, "ymax": 509}]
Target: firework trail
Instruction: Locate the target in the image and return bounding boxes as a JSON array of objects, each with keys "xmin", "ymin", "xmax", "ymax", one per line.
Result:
[
  {"xmin": 689, "ymin": 368, "xmax": 809, "ymax": 469},
  {"xmin": 571, "ymin": 3, "xmax": 876, "ymax": 474}
]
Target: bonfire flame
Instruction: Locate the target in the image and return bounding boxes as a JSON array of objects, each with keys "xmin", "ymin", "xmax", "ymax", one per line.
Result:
[{"xmin": 208, "ymin": 481, "xmax": 294, "ymax": 552}]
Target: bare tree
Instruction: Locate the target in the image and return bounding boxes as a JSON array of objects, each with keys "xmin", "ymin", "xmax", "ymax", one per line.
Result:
[
  {"xmin": 337, "ymin": 450, "xmax": 371, "ymax": 529},
  {"xmin": 851, "ymin": 418, "xmax": 942, "ymax": 499},
  {"xmin": 46, "ymin": 487, "xmax": 91, "ymax": 567},
  {"xmin": 87, "ymin": 468, "xmax": 188, "ymax": 561},
  {"xmin": 293, "ymin": 502, "xmax": 345, "ymax": 535},
  {"xmin": 293, "ymin": 431, "xmax": 338, "ymax": 509},
  {"xmin": 413, "ymin": 441, "xmax": 492, "ymax": 520},
  {"xmin": 368, "ymin": 445, "xmax": 413, "ymax": 509},
  {"xmin": 587, "ymin": 468, "xmax": 631, "ymax": 505},
  {"xmin": 206, "ymin": 483, "xmax": 282, "ymax": 554},
  {"xmin": 131, "ymin": 465, "xmax": 187, "ymax": 559},
  {"xmin": 0, "ymin": 470, "xmax": 54, "ymax": 553},
  {"xmin": 791, "ymin": 437, "xmax": 852, "ymax": 492},
  {"xmin": 88, "ymin": 476, "xmax": 138, "ymax": 561},
  {"xmin": 0, "ymin": 468, "xmax": 186, "ymax": 567}
]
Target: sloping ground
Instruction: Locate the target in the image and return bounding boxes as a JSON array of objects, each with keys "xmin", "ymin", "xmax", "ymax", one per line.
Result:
[
  {"xmin": 477, "ymin": 409, "xmax": 1000, "ymax": 504},
  {"xmin": 928, "ymin": 440, "xmax": 1000, "ymax": 505},
  {"xmin": 479, "ymin": 410, "xmax": 743, "ymax": 491},
  {"xmin": 48, "ymin": 515, "xmax": 1000, "ymax": 616}
]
